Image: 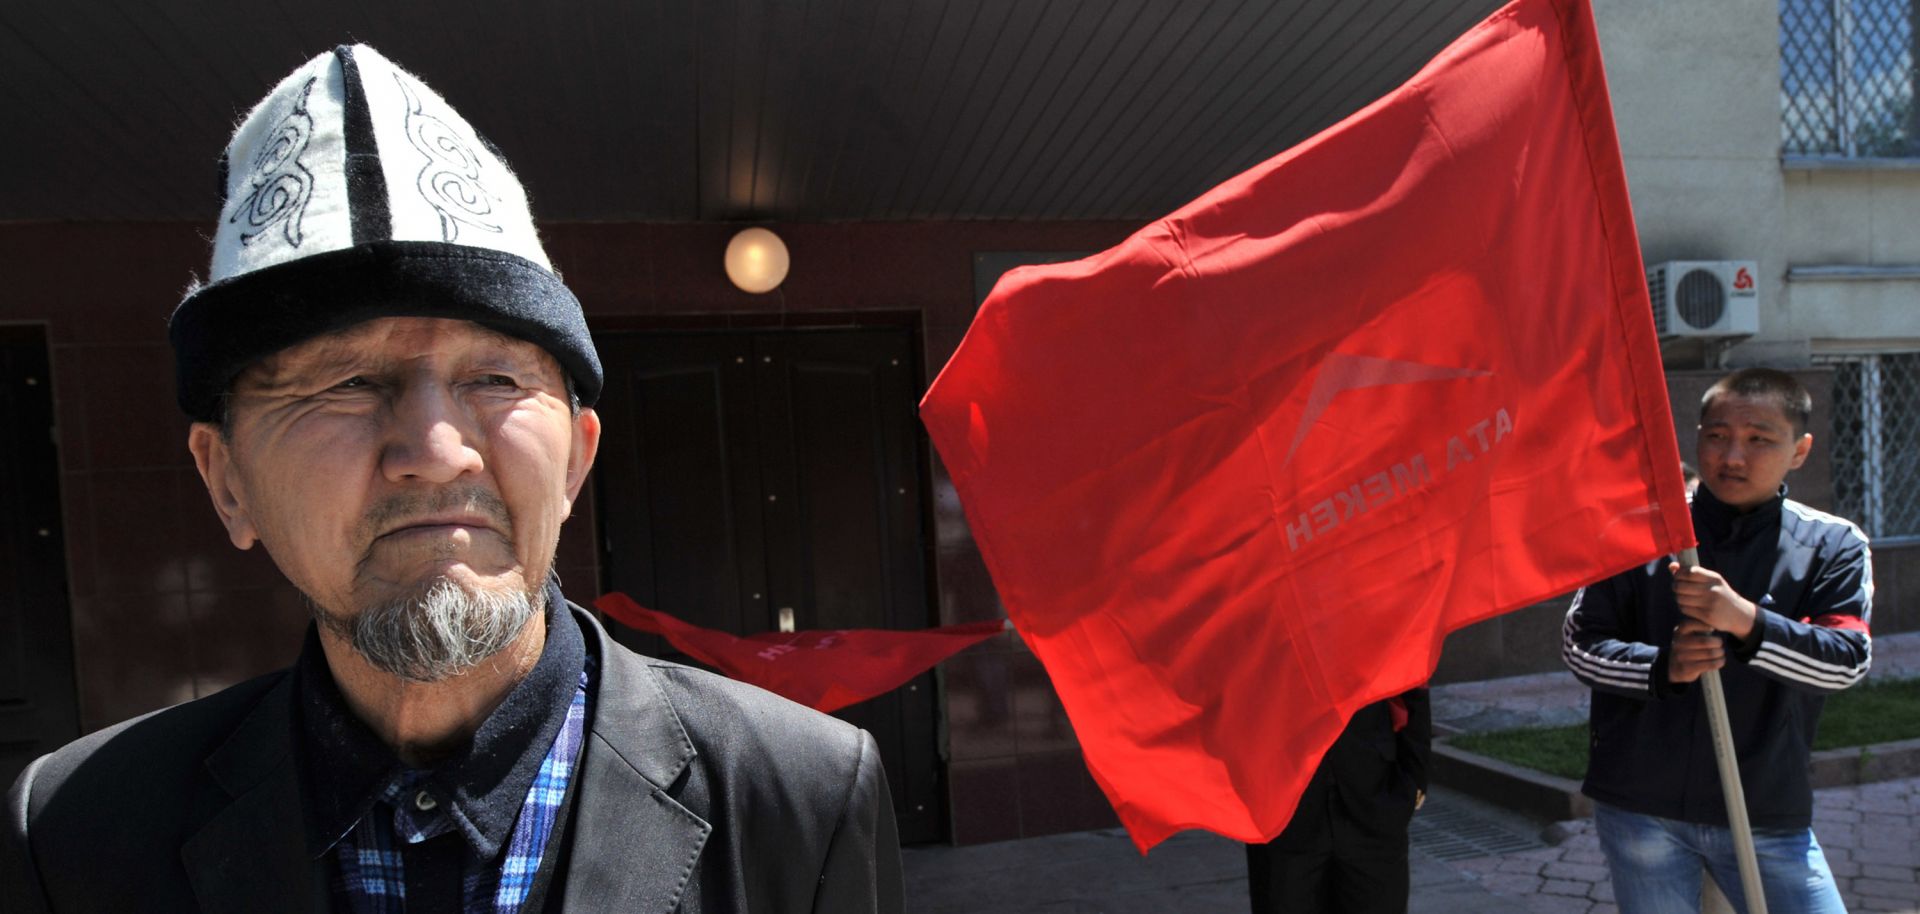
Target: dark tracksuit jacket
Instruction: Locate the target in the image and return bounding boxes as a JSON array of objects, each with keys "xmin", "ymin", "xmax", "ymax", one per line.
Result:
[{"xmin": 1561, "ymin": 486, "xmax": 1872, "ymax": 830}]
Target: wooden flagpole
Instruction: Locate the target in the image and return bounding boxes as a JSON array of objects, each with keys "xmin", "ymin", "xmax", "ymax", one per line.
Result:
[{"xmin": 1679, "ymin": 546, "xmax": 1767, "ymax": 914}]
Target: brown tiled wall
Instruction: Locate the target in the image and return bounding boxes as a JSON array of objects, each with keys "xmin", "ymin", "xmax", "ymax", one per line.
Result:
[{"xmin": 0, "ymin": 224, "xmax": 318, "ymax": 730}]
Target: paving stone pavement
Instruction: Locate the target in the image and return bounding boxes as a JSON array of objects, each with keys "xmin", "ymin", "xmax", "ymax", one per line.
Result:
[
  {"xmin": 1430, "ymin": 630, "xmax": 1920, "ymax": 914},
  {"xmin": 904, "ymin": 779, "xmax": 1920, "ymax": 912},
  {"xmin": 903, "ymin": 632, "xmax": 1920, "ymax": 911},
  {"xmin": 902, "ymin": 820, "xmax": 1533, "ymax": 913},
  {"xmin": 1444, "ymin": 777, "xmax": 1920, "ymax": 914}
]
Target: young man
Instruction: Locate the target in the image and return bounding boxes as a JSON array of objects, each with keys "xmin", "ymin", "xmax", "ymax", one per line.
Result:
[
  {"xmin": 4, "ymin": 46, "xmax": 902, "ymax": 912},
  {"xmin": 1563, "ymin": 368, "xmax": 1871, "ymax": 914}
]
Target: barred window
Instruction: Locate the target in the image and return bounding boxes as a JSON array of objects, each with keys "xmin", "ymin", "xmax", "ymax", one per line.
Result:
[
  {"xmin": 1814, "ymin": 351, "xmax": 1920, "ymax": 540},
  {"xmin": 1782, "ymin": 0, "xmax": 1920, "ymax": 158}
]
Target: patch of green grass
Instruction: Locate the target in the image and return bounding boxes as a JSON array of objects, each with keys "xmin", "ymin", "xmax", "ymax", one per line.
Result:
[
  {"xmin": 1451, "ymin": 677, "xmax": 1920, "ymax": 779},
  {"xmin": 1452, "ymin": 724, "xmax": 1589, "ymax": 781},
  {"xmin": 1811, "ymin": 677, "xmax": 1920, "ymax": 751}
]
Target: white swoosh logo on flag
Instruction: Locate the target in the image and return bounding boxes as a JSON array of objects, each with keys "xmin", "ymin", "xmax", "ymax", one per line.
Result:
[{"xmin": 1283, "ymin": 353, "xmax": 1490, "ymax": 465}]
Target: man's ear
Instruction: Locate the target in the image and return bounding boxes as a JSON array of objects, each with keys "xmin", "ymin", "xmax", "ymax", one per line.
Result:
[
  {"xmin": 563, "ymin": 407, "xmax": 602, "ymax": 508},
  {"xmin": 1790, "ymin": 432, "xmax": 1813, "ymax": 470},
  {"xmin": 188, "ymin": 423, "xmax": 259, "ymax": 549}
]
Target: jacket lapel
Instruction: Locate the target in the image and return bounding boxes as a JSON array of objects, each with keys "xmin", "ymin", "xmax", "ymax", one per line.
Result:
[
  {"xmin": 563, "ymin": 607, "xmax": 713, "ymax": 913},
  {"xmin": 181, "ymin": 675, "xmax": 325, "ymax": 914},
  {"xmin": 181, "ymin": 609, "xmax": 712, "ymax": 913}
]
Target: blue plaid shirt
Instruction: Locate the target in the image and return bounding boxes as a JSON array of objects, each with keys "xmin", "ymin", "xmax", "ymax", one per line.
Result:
[
  {"xmin": 299, "ymin": 589, "xmax": 592, "ymax": 914},
  {"xmin": 330, "ymin": 669, "xmax": 588, "ymax": 913}
]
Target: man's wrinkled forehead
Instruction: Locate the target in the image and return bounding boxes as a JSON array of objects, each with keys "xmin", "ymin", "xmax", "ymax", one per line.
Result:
[{"xmin": 235, "ymin": 318, "xmax": 557, "ymax": 390}]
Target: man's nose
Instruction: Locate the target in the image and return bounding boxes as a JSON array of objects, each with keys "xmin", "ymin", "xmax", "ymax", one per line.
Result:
[{"xmin": 382, "ymin": 382, "xmax": 485, "ymax": 483}]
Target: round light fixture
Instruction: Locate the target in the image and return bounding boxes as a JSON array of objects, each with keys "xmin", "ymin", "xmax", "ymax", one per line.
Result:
[{"xmin": 724, "ymin": 227, "xmax": 790, "ymax": 294}]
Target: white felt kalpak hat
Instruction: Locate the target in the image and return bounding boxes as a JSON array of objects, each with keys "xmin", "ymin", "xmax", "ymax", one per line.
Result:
[{"xmin": 168, "ymin": 44, "xmax": 601, "ymax": 420}]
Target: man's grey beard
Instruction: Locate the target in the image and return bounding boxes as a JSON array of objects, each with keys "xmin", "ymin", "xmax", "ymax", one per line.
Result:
[{"xmin": 317, "ymin": 578, "xmax": 542, "ymax": 682}]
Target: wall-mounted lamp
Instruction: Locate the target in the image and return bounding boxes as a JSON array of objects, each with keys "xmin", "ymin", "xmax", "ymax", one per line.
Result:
[{"xmin": 724, "ymin": 227, "xmax": 790, "ymax": 294}]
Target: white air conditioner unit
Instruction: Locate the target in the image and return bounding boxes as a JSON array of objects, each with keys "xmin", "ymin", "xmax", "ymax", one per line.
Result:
[{"xmin": 1647, "ymin": 260, "xmax": 1760, "ymax": 338}]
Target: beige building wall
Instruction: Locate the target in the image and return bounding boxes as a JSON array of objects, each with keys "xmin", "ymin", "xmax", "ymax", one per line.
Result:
[{"xmin": 1594, "ymin": 0, "xmax": 1920, "ymax": 361}]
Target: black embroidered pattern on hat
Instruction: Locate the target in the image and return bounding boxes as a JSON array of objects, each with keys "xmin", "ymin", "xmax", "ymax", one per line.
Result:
[
  {"xmin": 396, "ymin": 72, "xmax": 503, "ymax": 243},
  {"xmin": 230, "ymin": 76, "xmax": 316, "ymax": 248}
]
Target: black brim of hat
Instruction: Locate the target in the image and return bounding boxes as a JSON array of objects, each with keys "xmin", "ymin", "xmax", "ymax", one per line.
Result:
[{"xmin": 169, "ymin": 240, "xmax": 603, "ymax": 421}]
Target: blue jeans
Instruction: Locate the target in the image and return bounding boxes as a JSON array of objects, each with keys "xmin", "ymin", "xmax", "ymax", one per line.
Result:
[{"xmin": 1593, "ymin": 802, "xmax": 1847, "ymax": 914}]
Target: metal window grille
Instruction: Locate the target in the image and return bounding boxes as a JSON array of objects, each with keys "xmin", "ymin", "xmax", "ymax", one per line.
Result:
[
  {"xmin": 1814, "ymin": 351, "xmax": 1920, "ymax": 540},
  {"xmin": 1782, "ymin": 0, "xmax": 1920, "ymax": 157}
]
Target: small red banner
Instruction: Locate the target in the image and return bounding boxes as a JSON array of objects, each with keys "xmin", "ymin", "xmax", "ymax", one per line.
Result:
[{"xmin": 595, "ymin": 592, "xmax": 1006, "ymax": 713}]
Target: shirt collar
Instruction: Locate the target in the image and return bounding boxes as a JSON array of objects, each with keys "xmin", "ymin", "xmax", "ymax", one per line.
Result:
[
  {"xmin": 296, "ymin": 580, "xmax": 587, "ymax": 860},
  {"xmin": 1692, "ymin": 482, "xmax": 1787, "ymax": 544}
]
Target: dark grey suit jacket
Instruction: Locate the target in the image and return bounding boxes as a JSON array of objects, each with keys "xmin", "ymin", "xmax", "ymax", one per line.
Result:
[{"xmin": 3, "ymin": 606, "xmax": 904, "ymax": 913}]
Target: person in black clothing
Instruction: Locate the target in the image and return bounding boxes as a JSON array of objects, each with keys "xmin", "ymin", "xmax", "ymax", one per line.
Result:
[{"xmin": 1245, "ymin": 688, "xmax": 1432, "ymax": 913}]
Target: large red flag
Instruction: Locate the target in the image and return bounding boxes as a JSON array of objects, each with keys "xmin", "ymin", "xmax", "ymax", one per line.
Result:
[
  {"xmin": 595, "ymin": 593, "xmax": 1005, "ymax": 713},
  {"xmin": 919, "ymin": 0, "xmax": 1694, "ymax": 851}
]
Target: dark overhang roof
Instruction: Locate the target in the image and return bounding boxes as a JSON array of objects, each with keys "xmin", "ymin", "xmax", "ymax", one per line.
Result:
[{"xmin": 0, "ymin": 0, "xmax": 1504, "ymax": 222}]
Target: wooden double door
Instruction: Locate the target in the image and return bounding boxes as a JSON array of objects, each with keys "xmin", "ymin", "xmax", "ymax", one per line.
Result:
[{"xmin": 594, "ymin": 327, "xmax": 942, "ymax": 843}]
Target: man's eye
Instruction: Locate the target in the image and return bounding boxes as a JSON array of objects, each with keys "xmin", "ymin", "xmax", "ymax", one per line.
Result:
[
  {"xmin": 483, "ymin": 374, "xmax": 518, "ymax": 387},
  {"xmin": 333, "ymin": 376, "xmax": 369, "ymax": 390}
]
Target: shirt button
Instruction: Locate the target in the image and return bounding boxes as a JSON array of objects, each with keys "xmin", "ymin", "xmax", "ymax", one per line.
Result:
[{"xmin": 413, "ymin": 790, "xmax": 438, "ymax": 812}]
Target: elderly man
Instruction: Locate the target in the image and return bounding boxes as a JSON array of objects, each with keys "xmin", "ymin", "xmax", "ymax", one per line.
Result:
[{"xmin": 4, "ymin": 45, "xmax": 902, "ymax": 913}]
